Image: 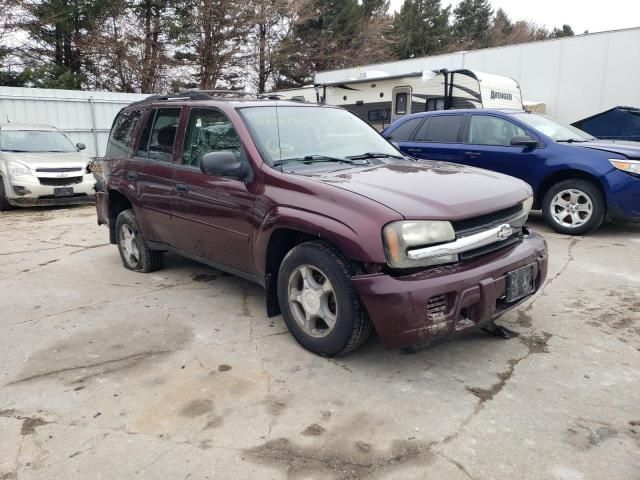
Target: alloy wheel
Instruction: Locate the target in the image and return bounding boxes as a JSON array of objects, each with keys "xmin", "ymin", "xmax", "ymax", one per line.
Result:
[
  {"xmin": 550, "ymin": 189, "xmax": 593, "ymax": 229},
  {"xmin": 287, "ymin": 264, "xmax": 338, "ymax": 338},
  {"xmin": 119, "ymin": 224, "xmax": 140, "ymax": 267}
]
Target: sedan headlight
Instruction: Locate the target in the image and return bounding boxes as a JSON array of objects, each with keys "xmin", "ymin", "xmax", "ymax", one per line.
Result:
[
  {"xmin": 382, "ymin": 220, "xmax": 456, "ymax": 268},
  {"xmin": 610, "ymin": 159, "xmax": 640, "ymax": 176},
  {"xmin": 8, "ymin": 161, "xmax": 33, "ymax": 178}
]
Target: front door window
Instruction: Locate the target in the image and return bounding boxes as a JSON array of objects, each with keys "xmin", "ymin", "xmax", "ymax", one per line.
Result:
[{"xmin": 181, "ymin": 108, "xmax": 241, "ymax": 170}]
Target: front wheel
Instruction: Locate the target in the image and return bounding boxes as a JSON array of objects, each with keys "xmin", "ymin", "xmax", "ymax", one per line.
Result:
[
  {"xmin": 542, "ymin": 179, "xmax": 605, "ymax": 235},
  {"xmin": 115, "ymin": 209, "xmax": 163, "ymax": 272},
  {"xmin": 0, "ymin": 178, "xmax": 12, "ymax": 211},
  {"xmin": 277, "ymin": 241, "xmax": 373, "ymax": 356}
]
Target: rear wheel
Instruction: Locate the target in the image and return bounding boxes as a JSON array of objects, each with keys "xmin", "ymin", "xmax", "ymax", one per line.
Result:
[
  {"xmin": 0, "ymin": 178, "xmax": 12, "ymax": 211},
  {"xmin": 542, "ymin": 179, "xmax": 604, "ymax": 235},
  {"xmin": 115, "ymin": 209, "xmax": 163, "ymax": 272},
  {"xmin": 277, "ymin": 241, "xmax": 372, "ymax": 356}
]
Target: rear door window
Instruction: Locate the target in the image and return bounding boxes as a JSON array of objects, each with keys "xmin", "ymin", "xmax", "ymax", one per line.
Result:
[
  {"xmin": 136, "ymin": 108, "xmax": 182, "ymax": 162},
  {"xmin": 181, "ymin": 108, "xmax": 241, "ymax": 169},
  {"xmin": 106, "ymin": 109, "xmax": 142, "ymax": 158},
  {"xmin": 468, "ymin": 115, "xmax": 527, "ymax": 146},
  {"xmin": 387, "ymin": 117, "xmax": 422, "ymax": 141},
  {"xmin": 415, "ymin": 115, "xmax": 463, "ymax": 143}
]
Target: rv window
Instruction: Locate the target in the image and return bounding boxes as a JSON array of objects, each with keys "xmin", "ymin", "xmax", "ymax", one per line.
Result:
[
  {"xmin": 416, "ymin": 115, "xmax": 463, "ymax": 143},
  {"xmin": 368, "ymin": 109, "xmax": 390, "ymax": 122},
  {"xmin": 395, "ymin": 93, "xmax": 408, "ymax": 114},
  {"xmin": 387, "ymin": 117, "xmax": 422, "ymax": 141},
  {"xmin": 426, "ymin": 98, "xmax": 445, "ymax": 112}
]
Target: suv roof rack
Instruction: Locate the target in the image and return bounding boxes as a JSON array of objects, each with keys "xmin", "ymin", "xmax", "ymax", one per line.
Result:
[{"xmin": 128, "ymin": 89, "xmax": 255, "ymax": 107}]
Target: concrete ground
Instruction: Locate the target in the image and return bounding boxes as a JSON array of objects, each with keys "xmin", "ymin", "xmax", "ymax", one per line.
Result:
[{"xmin": 0, "ymin": 205, "xmax": 639, "ymax": 480}]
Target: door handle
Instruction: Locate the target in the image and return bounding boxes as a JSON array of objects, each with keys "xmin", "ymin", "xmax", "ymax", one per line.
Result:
[
  {"xmin": 464, "ymin": 151, "xmax": 481, "ymax": 158},
  {"xmin": 175, "ymin": 183, "xmax": 188, "ymax": 193},
  {"xmin": 127, "ymin": 172, "xmax": 138, "ymax": 181}
]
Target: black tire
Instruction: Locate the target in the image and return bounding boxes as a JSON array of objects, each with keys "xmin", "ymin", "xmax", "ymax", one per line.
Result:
[
  {"xmin": 0, "ymin": 177, "xmax": 13, "ymax": 211},
  {"xmin": 277, "ymin": 240, "xmax": 373, "ymax": 356},
  {"xmin": 542, "ymin": 179, "xmax": 605, "ymax": 235},
  {"xmin": 115, "ymin": 209, "xmax": 163, "ymax": 272}
]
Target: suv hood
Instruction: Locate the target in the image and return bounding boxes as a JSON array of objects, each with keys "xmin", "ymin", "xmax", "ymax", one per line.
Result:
[
  {"xmin": 306, "ymin": 161, "xmax": 532, "ymax": 220},
  {"xmin": 577, "ymin": 140, "xmax": 640, "ymax": 159}
]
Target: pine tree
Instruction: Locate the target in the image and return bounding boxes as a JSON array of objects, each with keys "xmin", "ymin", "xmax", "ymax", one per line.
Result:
[
  {"xmin": 20, "ymin": 0, "xmax": 113, "ymax": 89},
  {"xmin": 392, "ymin": 0, "xmax": 451, "ymax": 58},
  {"xmin": 452, "ymin": 0, "xmax": 493, "ymax": 49},
  {"xmin": 551, "ymin": 24, "xmax": 574, "ymax": 38}
]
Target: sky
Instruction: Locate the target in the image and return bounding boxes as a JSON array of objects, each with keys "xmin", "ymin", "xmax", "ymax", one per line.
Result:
[{"xmin": 389, "ymin": 0, "xmax": 640, "ymax": 34}]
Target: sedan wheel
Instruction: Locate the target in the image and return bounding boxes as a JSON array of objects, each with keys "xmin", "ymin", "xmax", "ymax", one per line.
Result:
[
  {"xmin": 550, "ymin": 188, "xmax": 593, "ymax": 229},
  {"xmin": 542, "ymin": 179, "xmax": 605, "ymax": 235}
]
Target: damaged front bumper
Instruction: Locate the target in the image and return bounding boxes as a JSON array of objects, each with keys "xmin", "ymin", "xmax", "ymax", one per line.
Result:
[{"xmin": 352, "ymin": 231, "xmax": 548, "ymax": 350}]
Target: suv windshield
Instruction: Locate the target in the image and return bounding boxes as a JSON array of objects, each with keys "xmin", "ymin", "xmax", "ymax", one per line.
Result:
[
  {"xmin": 512, "ymin": 113, "xmax": 595, "ymax": 142},
  {"xmin": 0, "ymin": 130, "xmax": 77, "ymax": 152},
  {"xmin": 240, "ymin": 106, "xmax": 400, "ymax": 166}
]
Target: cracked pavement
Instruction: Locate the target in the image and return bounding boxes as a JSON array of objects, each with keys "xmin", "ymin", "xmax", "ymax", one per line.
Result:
[{"xmin": 1, "ymin": 206, "xmax": 639, "ymax": 479}]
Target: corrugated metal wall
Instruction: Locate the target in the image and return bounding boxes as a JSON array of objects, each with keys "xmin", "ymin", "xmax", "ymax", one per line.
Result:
[
  {"xmin": 0, "ymin": 87, "xmax": 147, "ymax": 158},
  {"xmin": 314, "ymin": 27, "xmax": 640, "ymax": 124}
]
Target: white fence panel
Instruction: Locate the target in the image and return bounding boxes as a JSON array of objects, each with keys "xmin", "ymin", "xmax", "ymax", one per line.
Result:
[{"xmin": 0, "ymin": 87, "xmax": 147, "ymax": 157}]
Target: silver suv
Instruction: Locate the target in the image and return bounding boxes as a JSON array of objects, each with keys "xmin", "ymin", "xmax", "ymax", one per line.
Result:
[{"xmin": 0, "ymin": 124, "xmax": 96, "ymax": 210}]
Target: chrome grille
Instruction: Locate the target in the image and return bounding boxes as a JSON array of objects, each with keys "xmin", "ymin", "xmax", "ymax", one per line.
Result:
[{"xmin": 452, "ymin": 203, "xmax": 524, "ymax": 236}]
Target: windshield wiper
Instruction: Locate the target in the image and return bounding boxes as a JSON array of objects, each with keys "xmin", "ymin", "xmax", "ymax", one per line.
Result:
[
  {"xmin": 1, "ymin": 149, "xmax": 28, "ymax": 152},
  {"xmin": 346, "ymin": 152, "xmax": 404, "ymax": 160},
  {"xmin": 556, "ymin": 139, "xmax": 588, "ymax": 143},
  {"xmin": 273, "ymin": 155, "xmax": 363, "ymax": 167}
]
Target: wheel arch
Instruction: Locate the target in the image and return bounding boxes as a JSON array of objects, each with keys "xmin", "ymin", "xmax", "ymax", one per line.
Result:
[
  {"xmin": 107, "ymin": 189, "xmax": 134, "ymax": 244},
  {"xmin": 535, "ymin": 169, "xmax": 606, "ymax": 211},
  {"xmin": 261, "ymin": 223, "xmax": 373, "ymax": 318}
]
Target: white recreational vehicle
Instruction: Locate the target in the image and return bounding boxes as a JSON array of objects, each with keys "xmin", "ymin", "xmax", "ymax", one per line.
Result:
[{"xmin": 269, "ymin": 69, "xmax": 524, "ymax": 130}]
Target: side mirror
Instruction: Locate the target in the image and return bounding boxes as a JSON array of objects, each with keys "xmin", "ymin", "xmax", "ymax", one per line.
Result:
[
  {"xmin": 76, "ymin": 142, "xmax": 86, "ymax": 151},
  {"xmin": 510, "ymin": 135, "xmax": 538, "ymax": 149},
  {"xmin": 200, "ymin": 151, "xmax": 248, "ymax": 180}
]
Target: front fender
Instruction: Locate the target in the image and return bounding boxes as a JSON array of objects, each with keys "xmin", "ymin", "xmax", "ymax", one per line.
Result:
[{"xmin": 253, "ymin": 205, "xmax": 387, "ymax": 279}]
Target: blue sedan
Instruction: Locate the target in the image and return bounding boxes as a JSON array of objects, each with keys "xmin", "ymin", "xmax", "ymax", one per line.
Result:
[{"xmin": 383, "ymin": 109, "xmax": 640, "ymax": 235}]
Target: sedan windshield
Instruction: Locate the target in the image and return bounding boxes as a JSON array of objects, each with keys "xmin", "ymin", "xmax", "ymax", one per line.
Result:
[
  {"xmin": 0, "ymin": 130, "xmax": 77, "ymax": 152},
  {"xmin": 512, "ymin": 113, "xmax": 595, "ymax": 142},
  {"xmin": 240, "ymin": 106, "xmax": 400, "ymax": 166}
]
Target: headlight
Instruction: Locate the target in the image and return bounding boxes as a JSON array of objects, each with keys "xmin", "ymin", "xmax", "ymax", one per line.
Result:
[
  {"xmin": 8, "ymin": 161, "xmax": 33, "ymax": 177},
  {"xmin": 382, "ymin": 220, "xmax": 456, "ymax": 268},
  {"xmin": 609, "ymin": 159, "xmax": 640, "ymax": 176}
]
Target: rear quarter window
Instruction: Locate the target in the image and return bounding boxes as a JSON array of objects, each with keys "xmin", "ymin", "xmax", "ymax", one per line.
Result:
[
  {"xmin": 387, "ymin": 117, "xmax": 422, "ymax": 141},
  {"xmin": 106, "ymin": 109, "xmax": 142, "ymax": 158}
]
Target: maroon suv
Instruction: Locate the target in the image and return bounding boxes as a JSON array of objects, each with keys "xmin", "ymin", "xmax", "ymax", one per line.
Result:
[{"xmin": 96, "ymin": 93, "xmax": 548, "ymax": 356}]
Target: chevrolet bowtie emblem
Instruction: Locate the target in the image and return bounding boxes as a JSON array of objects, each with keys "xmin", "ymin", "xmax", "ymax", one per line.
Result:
[{"xmin": 496, "ymin": 224, "xmax": 512, "ymax": 241}]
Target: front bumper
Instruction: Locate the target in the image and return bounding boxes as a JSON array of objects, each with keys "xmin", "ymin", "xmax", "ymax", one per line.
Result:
[
  {"xmin": 352, "ymin": 231, "xmax": 548, "ymax": 350},
  {"xmin": 6, "ymin": 174, "xmax": 96, "ymax": 207},
  {"xmin": 603, "ymin": 169, "xmax": 640, "ymax": 222}
]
